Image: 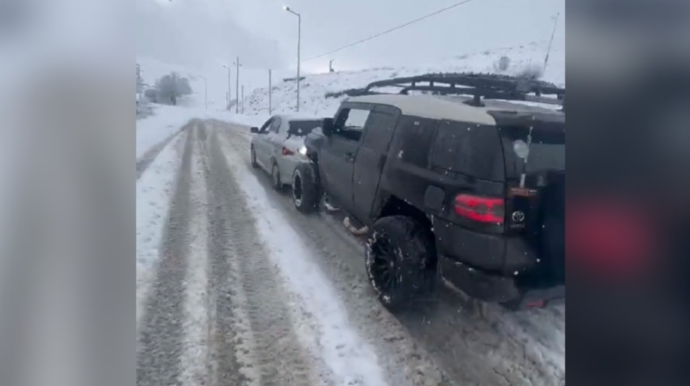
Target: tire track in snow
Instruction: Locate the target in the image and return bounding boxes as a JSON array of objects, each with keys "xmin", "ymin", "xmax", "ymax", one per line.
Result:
[
  {"xmin": 201, "ymin": 124, "xmax": 317, "ymax": 386},
  {"xmin": 195, "ymin": 125, "xmax": 247, "ymax": 386},
  {"xmin": 215, "ymin": 126, "xmax": 391, "ymax": 386},
  {"xmin": 136, "ymin": 126, "xmax": 194, "ymax": 386},
  {"xmin": 178, "ymin": 131, "xmax": 211, "ymax": 386}
]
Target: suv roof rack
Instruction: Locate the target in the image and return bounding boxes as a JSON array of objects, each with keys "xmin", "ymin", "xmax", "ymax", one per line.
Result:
[{"xmin": 325, "ymin": 72, "xmax": 565, "ymax": 111}]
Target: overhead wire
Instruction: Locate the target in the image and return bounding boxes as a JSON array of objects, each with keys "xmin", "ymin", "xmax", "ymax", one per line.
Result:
[{"xmin": 302, "ymin": 0, "xmax": 479, "ymax": 63}]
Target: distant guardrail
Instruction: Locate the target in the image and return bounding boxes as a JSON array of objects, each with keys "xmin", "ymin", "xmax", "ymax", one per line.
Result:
[{"xmin": 283, "ymin": 76, "xmax": 306, "ymax": 82}]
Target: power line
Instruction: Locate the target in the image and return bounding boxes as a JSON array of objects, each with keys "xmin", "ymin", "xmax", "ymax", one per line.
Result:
[{"xmin": 302, "ymin": 0, "xmax": 479, "ymax": 63}]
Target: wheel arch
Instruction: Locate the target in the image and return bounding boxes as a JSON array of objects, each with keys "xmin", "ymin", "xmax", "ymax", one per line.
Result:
[{"xmin": 374, "ymin": 194, "xmax": 433, "ymax": 233}]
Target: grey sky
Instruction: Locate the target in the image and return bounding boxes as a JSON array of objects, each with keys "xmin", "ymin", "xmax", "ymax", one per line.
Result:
[{"xmin": 138, "ymin": 0, "xmax": 564, "ymax": 73}]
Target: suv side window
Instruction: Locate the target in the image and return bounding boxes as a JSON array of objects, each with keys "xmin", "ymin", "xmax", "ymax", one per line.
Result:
[
  {"xmin": 393, "ymin": 116, "xmax": 439, "ymax": 167},
  {"xmin": 333, "ymin": 108, "xmax": 370, "ymax": 142},
  {"xmin": 270, "ymin": 117, "xmax": 282, "ymax": 133},
  {"xmin": 430, "ymin": 120, "xmax": 504, "ymax": 181},
  {"xmin": 361, "ymin": 112, "xmax": 397, "ymax": 154}
]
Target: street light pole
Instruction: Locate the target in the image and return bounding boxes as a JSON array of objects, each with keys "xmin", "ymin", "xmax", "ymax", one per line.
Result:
[
  {"xmin": 283, "ymin": 5, "xmax": 301, "ymax": 112},
  {"xmin": 222, "ymin": 64, "xmax": 231, "ymax": 110},
  {"xmin": 234, "ymin": 57, "xmax": 242, "ymax": 114}
]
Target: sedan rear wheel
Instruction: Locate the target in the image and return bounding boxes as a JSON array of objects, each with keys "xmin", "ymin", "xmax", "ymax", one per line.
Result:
[
  {"xmin": 271, "ymin": 162, "xmax": 284, "ymax": 191},
  {"xmin": 292, "ymin": 163, "xmax": 320, "ymax": 213},
  {"xmin": 250, "ymin": 146, "xmax": 258, "ymax": 168}
]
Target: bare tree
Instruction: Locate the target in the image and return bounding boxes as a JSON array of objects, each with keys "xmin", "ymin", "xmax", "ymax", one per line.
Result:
[{"xmin": 154, "ymin": 72, "xmax": 193, "ymax": 105}]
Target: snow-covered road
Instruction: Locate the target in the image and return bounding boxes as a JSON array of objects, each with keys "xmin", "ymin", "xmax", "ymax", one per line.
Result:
[{"xmin": 136, "ymin": 119, "xmax": 565, "ymax": 386}]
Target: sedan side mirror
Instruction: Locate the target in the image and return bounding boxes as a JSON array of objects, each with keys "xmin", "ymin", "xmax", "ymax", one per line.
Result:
[
  {"xmin": 250, "ymin": 126, "xmax": 259, "ymax": 134},
  {"xmin": 321, "ymin": 118, "xmax": 334, "ymax": 137}
]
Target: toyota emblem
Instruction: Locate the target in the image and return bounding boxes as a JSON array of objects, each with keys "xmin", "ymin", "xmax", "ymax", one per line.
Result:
[{"xmin": 512, "ymin": 211, "xmax": 525, "ymax": 222}]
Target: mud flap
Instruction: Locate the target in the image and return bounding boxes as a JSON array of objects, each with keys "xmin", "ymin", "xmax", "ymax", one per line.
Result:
[{"xmin": 344, "ymin": 216, "xmax": 369, "ymax": 235}]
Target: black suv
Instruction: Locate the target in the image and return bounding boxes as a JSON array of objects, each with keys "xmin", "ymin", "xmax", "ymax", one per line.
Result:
[{"xmin": 291, "ymin": 78, "xmax": 565, "ymax": 311}]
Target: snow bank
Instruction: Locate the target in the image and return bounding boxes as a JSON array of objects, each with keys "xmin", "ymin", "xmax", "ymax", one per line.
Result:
[
  {"xmin": 204, "ymin": 111, "xmax": 270, "ymax": 128},
  {"xmin": 136, "ymin": 132, "xmax": 185, "ymax": 331},
  {"xmin": 136, "ymin": 104, "xmax": 196, "ymax": 158}
]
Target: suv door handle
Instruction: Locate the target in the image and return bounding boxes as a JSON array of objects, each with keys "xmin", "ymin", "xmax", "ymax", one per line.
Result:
[{"xmin": 344, "ymin": 152, "xmax": 355, "ymax": 161}]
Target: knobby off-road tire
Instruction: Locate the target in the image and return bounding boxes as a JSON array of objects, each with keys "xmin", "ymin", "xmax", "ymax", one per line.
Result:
[
  {"xmin": 292, "ymin": 163, "xmax": 320, "ymax": 213},
  {"xmin": 365, "ymin": 215, "xmax": 437, "ymax": 312}
]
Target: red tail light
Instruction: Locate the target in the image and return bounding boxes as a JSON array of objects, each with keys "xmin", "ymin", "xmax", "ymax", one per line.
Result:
[
  {"xmin": 454, "ymin": 194, "xmax": 504, "ymax": 224},
  {"xmin": 282, "ymin": 146, "xmax": 295, "ymax": 156}
]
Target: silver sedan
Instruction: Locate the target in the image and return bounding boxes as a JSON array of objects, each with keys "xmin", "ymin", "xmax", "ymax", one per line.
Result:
[{"xmin": 249, "ymin": 114, "xmax": 323, "ymax": 191}]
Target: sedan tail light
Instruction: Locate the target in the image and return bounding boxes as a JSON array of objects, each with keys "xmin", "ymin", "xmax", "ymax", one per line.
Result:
[{"xmin": 282, "ymin": 146, "xmax": 295, "ymax": 156}]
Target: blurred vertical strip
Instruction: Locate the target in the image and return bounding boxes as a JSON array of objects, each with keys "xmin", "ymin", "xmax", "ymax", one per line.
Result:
[
  {"xmin": 0, "ymin": 0, "xmax": 134, "ymax": 386},
  {"xmin": 568, "ymin": 0, "xmax": 690, "ymax": 385}
]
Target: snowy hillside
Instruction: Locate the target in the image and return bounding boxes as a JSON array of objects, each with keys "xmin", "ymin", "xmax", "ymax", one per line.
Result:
[
  {"xmin": 242, "ymin": 41, "xmax": 565, "ymax": 118},
  {"xmin": 137, "ymin": 55, "xmax": 294, "ymax": 112}
]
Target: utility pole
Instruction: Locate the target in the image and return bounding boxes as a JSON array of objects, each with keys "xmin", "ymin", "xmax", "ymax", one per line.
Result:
[
  {"xmin": 283, "ymin": 5, "xmax": 301, "ymax": 112},
  {"xmin": 268, "ymin": 69, "xmax": 272, "ymax": 115},
  {"xmin": 222, "ymin": 64, "xmax": 231, "ymax": 110},
  {"xmin": 329, "ymin": 59, "xmax": 335, "ymax": 73},
  {"xmin": 234, "ymin": 57, "xmax": 241, "ymax": 114},
  {"xmin": 241, "ymin": 85, "xmax": 245, "ymax": 114}
]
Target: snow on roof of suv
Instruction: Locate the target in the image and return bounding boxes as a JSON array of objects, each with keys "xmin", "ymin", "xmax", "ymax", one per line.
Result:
[
  {"xmin": 346, "ymin": 93, "xmax": 563, "ymax": 125},
  {"xmin": 347, "ymin": 94, "xmax": 496, "ymax": 125}
]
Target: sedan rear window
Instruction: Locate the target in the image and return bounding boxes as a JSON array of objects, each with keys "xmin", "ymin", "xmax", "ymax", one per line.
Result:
[{"xmin": 288, "ymin": 120, "xmax": 321, "ymax": 138}]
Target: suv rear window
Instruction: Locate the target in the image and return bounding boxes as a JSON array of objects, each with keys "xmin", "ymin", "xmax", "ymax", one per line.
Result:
[
  {"xmin": 430, "ymin": 120, "xmax": 505, "ymax": 181},
  {"xmin": 287, "ymin": 120, "xmax": 321, "ymax": 138},
  {"xmin": 500, "ymin": 125, "xmax": 565, "ymax": 178}
]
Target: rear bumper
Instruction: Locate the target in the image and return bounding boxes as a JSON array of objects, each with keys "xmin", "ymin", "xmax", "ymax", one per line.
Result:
[
  {"xmin": 278, "ymin": 156, "xmax": 309, "ymax": 185},
  {"xmin": 439, "ymin": 255, "xmax": 565, "ymax": 309},
  {"xmin": 433, "ymin": 218, "xmax": 538, "ymax": 274}
]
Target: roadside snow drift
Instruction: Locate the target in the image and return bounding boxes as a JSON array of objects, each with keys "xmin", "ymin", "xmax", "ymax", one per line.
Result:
[
  {"xmin": 136, "ymin": 131, "xmax": 185, "ymax": 331},
  {"xmin": 136, "ymin": 105, "xmax": 194, "ymax": 158}
]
